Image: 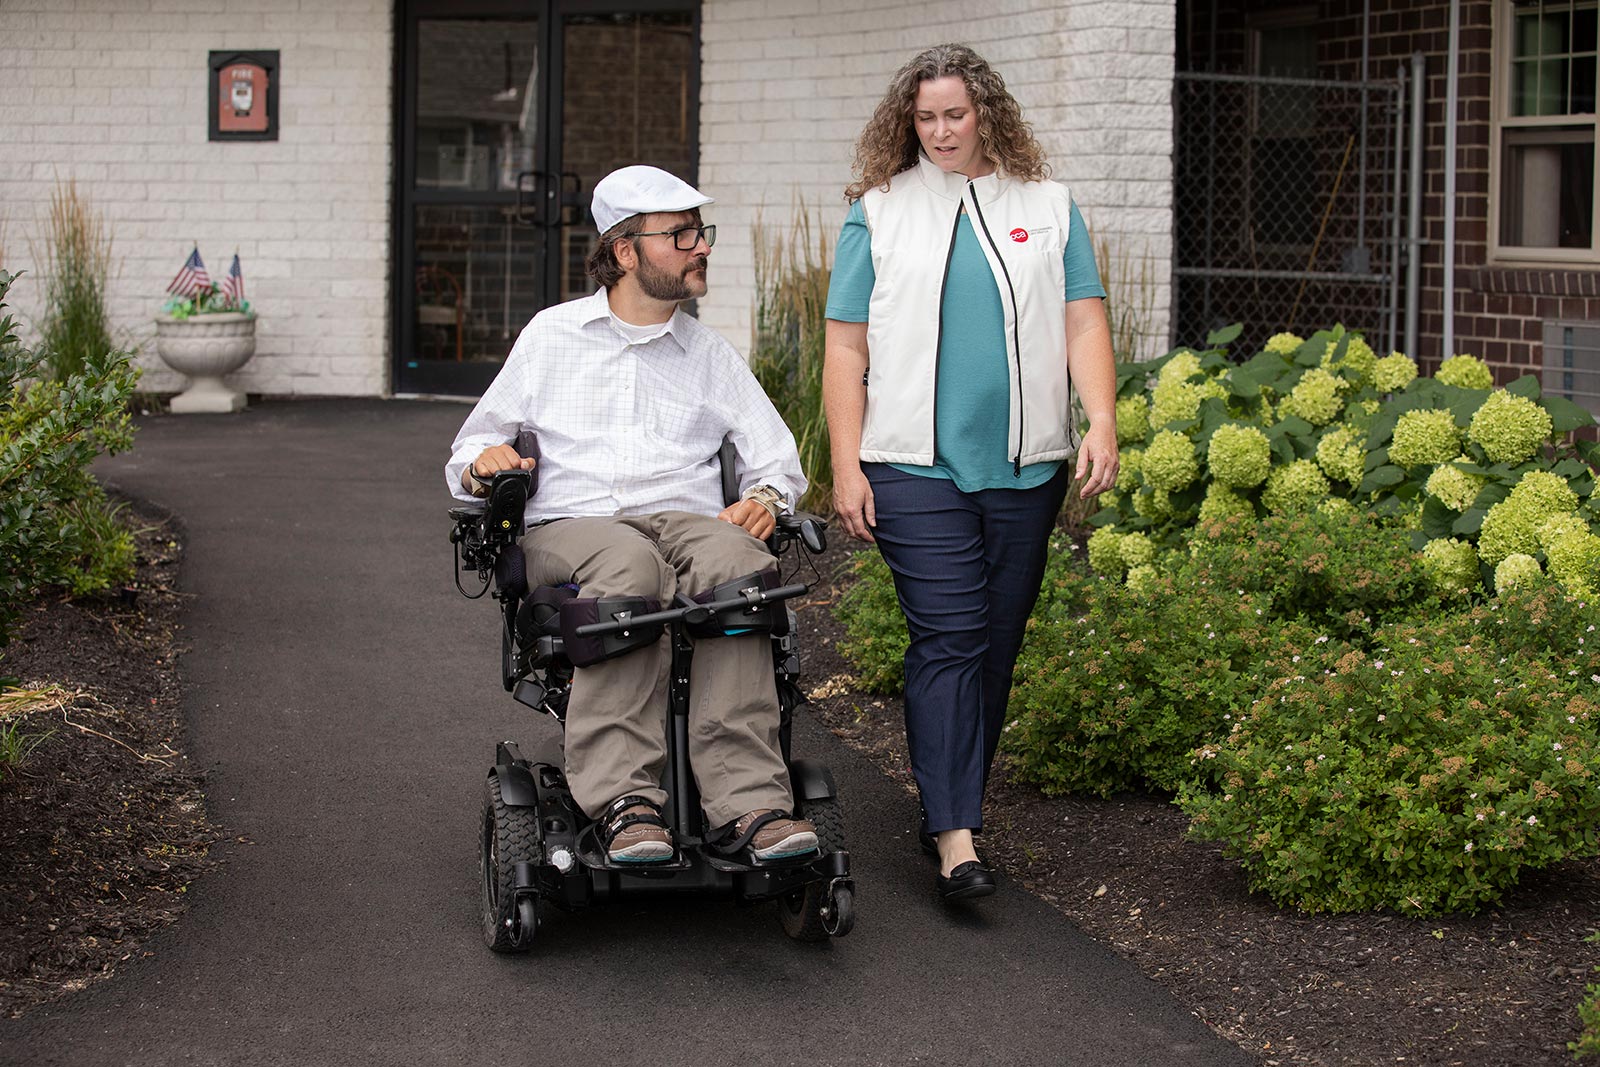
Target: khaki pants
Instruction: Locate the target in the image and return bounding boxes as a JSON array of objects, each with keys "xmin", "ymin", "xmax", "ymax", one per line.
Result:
[{"xmin": 522, "ymin": 511, "xmax": 793, "ymax": 827}]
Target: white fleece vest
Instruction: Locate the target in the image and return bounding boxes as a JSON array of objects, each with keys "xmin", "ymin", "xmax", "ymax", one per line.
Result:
[{"xmin": 859, "ymin": 154, "xmax": 1078, "ymax": 469}]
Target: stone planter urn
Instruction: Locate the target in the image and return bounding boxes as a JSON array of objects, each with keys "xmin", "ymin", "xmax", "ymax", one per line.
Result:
[{"xmin": 153, "ymin": 312, "xmax": 257, "ymax": 413}]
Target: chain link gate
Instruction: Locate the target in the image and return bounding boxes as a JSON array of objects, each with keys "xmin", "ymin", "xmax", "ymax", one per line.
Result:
[{"xmin": 1173, "ymin": 69, "xmax": 1408, "ymax": 356}]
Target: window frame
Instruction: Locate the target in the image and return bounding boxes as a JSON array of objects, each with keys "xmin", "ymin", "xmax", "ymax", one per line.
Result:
[{"xmin": 1490, "ymin": 0, "xmax": 1600, "ymax": 266}]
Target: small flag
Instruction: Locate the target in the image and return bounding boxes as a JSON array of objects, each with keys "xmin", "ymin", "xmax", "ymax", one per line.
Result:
[
  {"xmin": 167, "ymin": 247, "xmax": 210, "ymax": 299},
  {"xmin": 220, "ymin": 253, "xmax": 245, "ymax": 307}
]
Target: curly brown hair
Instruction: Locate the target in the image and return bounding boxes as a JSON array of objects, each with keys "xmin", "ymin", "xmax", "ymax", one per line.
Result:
[{"xmin": 844, "ymin": 43, "xmax": 1049, "ymax": 201}]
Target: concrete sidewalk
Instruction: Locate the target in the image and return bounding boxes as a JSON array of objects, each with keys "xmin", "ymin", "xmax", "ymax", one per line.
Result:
[{"xmin": 0, "ymin": 399, "xmax": 1253, "ymax": 1067}]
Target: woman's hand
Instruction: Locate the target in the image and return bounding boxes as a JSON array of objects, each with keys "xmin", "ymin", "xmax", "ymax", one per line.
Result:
[
  {"xmin": 833, "ymin": 466, "xmax": 877, "ymax": 542},
  {"xmin": 1074, "ymin": 422, "xmax": 1119, "ymax": 499}
]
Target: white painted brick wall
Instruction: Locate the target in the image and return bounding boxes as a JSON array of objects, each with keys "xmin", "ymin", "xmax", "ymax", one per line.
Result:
[
  {"xmin": 0, "ymin": 0, "xmax": 393, "ymax": 397},
  {"xmin": 698, "ymin": 0, "xmax": 1176, "ymax": 362}
]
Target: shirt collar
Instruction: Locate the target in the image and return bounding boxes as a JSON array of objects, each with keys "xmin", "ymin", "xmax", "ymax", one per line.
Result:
[
  {"xmin": 915, "ymin": 150, "xmax": 1005, "ymax": 204},
  {"xmin": 578, "ymin": 287, "xmax": 689, "ymax": 351}
]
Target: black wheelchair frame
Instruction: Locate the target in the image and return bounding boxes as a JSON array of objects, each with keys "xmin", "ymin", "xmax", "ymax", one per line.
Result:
[{"xmin": 450, "ymin": 461, "xmax": 855, "ymax": 952}]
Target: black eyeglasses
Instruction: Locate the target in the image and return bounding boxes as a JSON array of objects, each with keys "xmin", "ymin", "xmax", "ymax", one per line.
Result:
[{"xmin": 632, "ymin": 224, "xmax": 716, "ymax": 250}]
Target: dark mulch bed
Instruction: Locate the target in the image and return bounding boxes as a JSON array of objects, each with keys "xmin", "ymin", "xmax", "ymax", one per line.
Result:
[
  {"xmin": 0, "ymin": 501, "xmax": 214, "ymax": 1018},
  {"xmin": 790, "ymin": 533, "xmax": 1600, "ymax": 1067}
]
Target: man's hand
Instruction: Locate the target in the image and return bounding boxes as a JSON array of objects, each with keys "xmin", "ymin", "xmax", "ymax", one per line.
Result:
[
  {"xmin": 1073, "ymin": 423, "xmax": 1119, "ymax": 499},
  {"xmin": 462, "ymin": 444, "xmax": 536, "ymax": 495},
  {"xmin": 718, "ymin": 499, "xmax": 776, "ymax": 541}
]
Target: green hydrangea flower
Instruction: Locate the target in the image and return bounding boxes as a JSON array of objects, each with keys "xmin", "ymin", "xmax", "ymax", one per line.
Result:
[
  {"xmin": 1478, "ymin": 498, "xmax": 1544, "ymax": 566},
  {"xmin": 1468, "ymin": 390, "xmax": 1553, "ymax": 464},
  {"xmin": 1494, "ymin": 553, "xmax": 1544, "ymax": 596},
  {"xmin": 1372, "ymin": 352, "xmax": 1419, "ymax": 393},
  {"xmin": 1420, "ymin": 537, "xmax": 1480, "ymax": 594},
  {"xmin": 1157, "ymin": 350, "xmax": 1202, "ymax": 386},
  {"xmin": 1388, "ymin": 409, "xmax": 1460, "ymax": 468},
  {"xmin": 1278, "ymin": 368, "xmax": 1343, "ymax": 426},
  {"xmin": 1264, "ymin": 332, "xmax": 1303, "ymax": 356},
  {"xmin": 1207, "ymin": 423, "xmax": 1271, "ymax": 489},
  {"xmin": 1315, "ymin": 425, "xmax": 1366, "ymax": 486},
  {"xmin": 1197, "ymin": 377, "xmax": 1230, "ymax": 404},
  {"xmin": 1142, "ymin": 430, "xmax": 1199, "ymax": 492},
  {"xmin": 1435, "ymin": 354, "xmax": 1494, "ymax": 390},
  {"xmin": 1118, "ymin": 531, "xmax": 1157, "ymax": 568},
  {"xmin": 1125, "ymin": 563, "xmax": 1160, "ymax": 596},
  {"xmin": 1149, "ymin": 378, "xmax": 1202, "ymax": 429},
  {"xmin": 1423, "ymin": 458, "xmax": 1485, "ymax": 512},
  {"xmin": 1132, "ymin": 487, "xmax": 1173, "ymax": 520},
  {"xmin": 1538, "ymin": 513, "xmax": 1590, "ymax": 551},
  {"xmin": 1322, "ymin": 335, "xmax": 1377, "ymax": 386},
  {"xmin": 1546, "ymin": 530, "xmax": 1600, "ymax": 596},
  {"xmin": 1115, "ymin": 395, "xmax": 1150, "ymax": 445},
  {"xmin": 1198, "ymin": 482, "xmax": 1255, "ymax": 526},
  {"xmin": 1086, "ymin": 526, "xmax": 1125, "ymax": 575},
  {"xmin": 1507, "ymin": 468, "xmax": 1579, "ymax": 517},
  {"xmin": 1317, "ymin": 496, "xmax": 1356, "ymax": 519},
  {"xmin": 1115, "ymin": 447, "xmax": 1143, "ymax": 493},
  {"xmin": 1261, "ymin": 459, "xmax": 1331, "ymax": 515}
]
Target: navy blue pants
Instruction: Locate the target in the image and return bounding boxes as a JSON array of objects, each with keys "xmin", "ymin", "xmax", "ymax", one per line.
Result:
[{"xmin": 863, "ymin": 462, "xmax": 1072, "ymax": 834}]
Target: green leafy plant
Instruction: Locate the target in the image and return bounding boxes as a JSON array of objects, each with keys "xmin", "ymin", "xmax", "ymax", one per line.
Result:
[
  {"xmin": 0, "ymin": 268, "xmax": 140, "ymax": 657},
  {"xmin": 161, "ymin": 281, "xmax": 251, "ymax": 321},
  {"xmin": 1179, "ymin": 586, "xmax": 1600, "ymax": 914},
  {"xmin": 38, "ymin": 180, "xmax": 114, "ymax": 381},
  {"xmin": 749, "ymin": 206, "xmax": 830, "ymax": 513},
  {"xmin": 834, "ymin": 548, "xmax": 909, "ymax": 694},
  {"xmin": 1572, "ymin": 931, "xmax": 1600, "ymax": 1059}
]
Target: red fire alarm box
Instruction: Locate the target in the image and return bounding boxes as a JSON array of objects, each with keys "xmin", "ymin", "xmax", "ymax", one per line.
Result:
[{"xmin": 209, "ymin": 51, "xmax": 278, "ymax": 141}]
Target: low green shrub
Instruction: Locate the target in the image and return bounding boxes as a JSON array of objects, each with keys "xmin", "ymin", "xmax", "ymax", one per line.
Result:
[
  {"xmin": 1003, "ymin": 513, "xmax": 1415, "ymax": 796},
  {"xmin": 0, "ymin": 269, "xmax": 139, "ymax": 654},
  {"xmin": 1573, "ymin": 934, "xmax": 1600, "ymax": 1060},
  {"xmin": 1179, "ymin": 586, "xmax": 1600, "ymax": 914},
  {"xmin": 834, "ymin": 548, "xmax": 907, "ymax": 694}
]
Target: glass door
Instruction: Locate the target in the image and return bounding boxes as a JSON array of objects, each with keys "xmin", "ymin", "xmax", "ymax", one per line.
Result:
[{"xmin": 395, "ymin": 0, "xmax": 700, "ymax": 397}]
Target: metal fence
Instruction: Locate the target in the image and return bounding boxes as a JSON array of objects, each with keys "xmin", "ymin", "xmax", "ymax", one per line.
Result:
[{"xmin": 1173, "ymin": 69, "xmax": 1409, "ymax": 355}]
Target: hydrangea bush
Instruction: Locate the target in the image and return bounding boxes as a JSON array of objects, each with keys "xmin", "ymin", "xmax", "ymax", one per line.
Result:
[{"xmin": 1094, "ymin": 325, "xmax": 1599, "ymax": 598}]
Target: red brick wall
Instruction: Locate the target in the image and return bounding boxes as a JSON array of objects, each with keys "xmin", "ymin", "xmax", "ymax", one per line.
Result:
[{"xmin": 1183, "ymin": 0, "xmax": 1600, "ymax": 381}]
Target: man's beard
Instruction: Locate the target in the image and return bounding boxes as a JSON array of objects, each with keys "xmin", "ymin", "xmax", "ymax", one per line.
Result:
[{"xmin": 636, "ymin": 249, "xmax": 708, "ymax": 302}]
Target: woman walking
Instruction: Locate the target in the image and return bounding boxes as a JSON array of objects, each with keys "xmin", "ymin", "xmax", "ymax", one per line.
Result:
[{"xmin": 823, "ymin": 43, "xmax": 1119, "ymax": 899}]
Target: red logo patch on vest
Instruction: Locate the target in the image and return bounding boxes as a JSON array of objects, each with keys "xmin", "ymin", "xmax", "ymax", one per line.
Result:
[{"xmin": 1009, "ymin": 228, "xmax": 1029, "ymax": 243}]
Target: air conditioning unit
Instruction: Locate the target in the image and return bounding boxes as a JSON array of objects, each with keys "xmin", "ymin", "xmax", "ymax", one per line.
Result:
[{"xmin": 1542, "ymin": 320, "xmax": 1600, "ymax": 416}]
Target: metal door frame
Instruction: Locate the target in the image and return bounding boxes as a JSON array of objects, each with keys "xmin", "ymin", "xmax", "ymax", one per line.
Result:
[{"xmin": 391, "ymin": 0, "xmax": 701, "ymax": 396}]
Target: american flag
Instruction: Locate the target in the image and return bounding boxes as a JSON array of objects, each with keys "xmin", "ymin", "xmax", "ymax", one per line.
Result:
[
  {"xmin": 220, "ymin": 253, "xmax": 245, "ymax": 306},
  {"xmin": 166, "ymin": 247, "xmax": 210, "ymax": 298}
]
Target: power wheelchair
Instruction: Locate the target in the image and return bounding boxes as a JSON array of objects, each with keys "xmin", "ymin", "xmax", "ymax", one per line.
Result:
[{"xmin": 450, "ymin": 444, "xmax": 855, "ymax": 952}]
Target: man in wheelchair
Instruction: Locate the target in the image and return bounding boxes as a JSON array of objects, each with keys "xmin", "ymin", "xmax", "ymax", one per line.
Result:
[{"xmin": 447, "ymin": 165, "xmax": 817, "ymax": 867}]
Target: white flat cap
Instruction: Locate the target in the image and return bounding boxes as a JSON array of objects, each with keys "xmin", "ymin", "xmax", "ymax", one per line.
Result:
[{"xmin": 590, "ymin": 165, "xmax": 713, "ymax": 235}]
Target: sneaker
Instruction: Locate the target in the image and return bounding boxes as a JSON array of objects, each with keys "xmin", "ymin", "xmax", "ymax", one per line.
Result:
[
  {"xmin": 602, "ymin": 802, "xmax": 674, "ymax": 863},
  {"xmin": 734, "ymin": 809, "xmax": 819, "ymax": 861}
]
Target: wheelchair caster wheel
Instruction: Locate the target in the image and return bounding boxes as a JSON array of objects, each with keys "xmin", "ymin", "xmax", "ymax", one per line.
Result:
[
  {"xmin": 777, "ymin": 795, "xmax": 852, "ymax": 941},
  {"xmin": 481, "ymin": 774, "xmax": 541, "ymax": 954},
  {"xmin": 511, "ymin": 896, "xmax": 540, "ymax": 949},
  {"xmin": 821, "ymin": 883, "xmax": 854, "ymax": 938}
]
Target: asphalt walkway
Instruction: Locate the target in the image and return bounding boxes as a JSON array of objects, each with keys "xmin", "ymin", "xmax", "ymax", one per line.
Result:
[{"xmin": 0, "ymin": 399, "xmax": 1253, "ymax": 1067}]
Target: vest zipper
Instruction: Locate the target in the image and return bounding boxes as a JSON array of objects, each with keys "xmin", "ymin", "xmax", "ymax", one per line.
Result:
[
  {"xmin": 932, "ymin": 203, "xmax": 962, "ymax": 462},
  {"xmin": 967, "ymin": 180, "xmax": 1025, "ymax": 475}
]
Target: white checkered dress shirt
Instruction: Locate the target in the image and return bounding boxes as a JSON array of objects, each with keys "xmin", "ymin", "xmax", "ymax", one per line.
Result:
[{"xmin": 447, "ymin": 289, "xmax": 806, "ymax": 522}]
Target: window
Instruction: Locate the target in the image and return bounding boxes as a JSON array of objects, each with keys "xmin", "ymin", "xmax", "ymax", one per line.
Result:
[
  {"xmin": 1495, "ymin": 1, "xmax": 1600, "ymax": 259},
  {"xmin": 1542, "ymin": 319, "xmax": 1600, "ymax": 413},
  {"xmin": 1248, "ymin": 17, "xmax": 1320, "ymax": 255}
]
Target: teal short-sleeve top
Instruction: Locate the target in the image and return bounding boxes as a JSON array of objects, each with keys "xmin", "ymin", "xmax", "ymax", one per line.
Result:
[{"xmin": 825, "ymin": 197, "xmax": 1107, "ymax": 492}]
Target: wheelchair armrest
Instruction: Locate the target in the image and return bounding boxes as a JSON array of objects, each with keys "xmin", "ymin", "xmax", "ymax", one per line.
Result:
[{"xmin": 449, "ymin": 503, "xmax": 487, "ymax": 522}]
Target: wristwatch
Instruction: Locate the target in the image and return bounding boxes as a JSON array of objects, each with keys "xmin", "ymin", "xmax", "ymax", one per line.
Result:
[{"xmin": 742, "ymin": 483, "xmax": 787, "ymax": 520}]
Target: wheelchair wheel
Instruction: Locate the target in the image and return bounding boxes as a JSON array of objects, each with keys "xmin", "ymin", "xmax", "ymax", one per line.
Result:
[
  {"xmin": 480, "ymin": 774, "xmax": 541, "ymax": 953},
  {"xmin": 777, "ymin": 794, "xmax": 852, "ymax": 941}
]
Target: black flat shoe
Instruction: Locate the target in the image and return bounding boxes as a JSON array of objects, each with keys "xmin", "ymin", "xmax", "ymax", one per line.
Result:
[{"xmin": 936, "ymin": 860, "xmax": 997, "ymax": 900}]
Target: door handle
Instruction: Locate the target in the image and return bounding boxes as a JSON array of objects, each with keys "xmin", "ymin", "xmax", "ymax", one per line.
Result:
[{"xmin": 514, "ymin": 170, "xmax": 549, "ymax": 225}]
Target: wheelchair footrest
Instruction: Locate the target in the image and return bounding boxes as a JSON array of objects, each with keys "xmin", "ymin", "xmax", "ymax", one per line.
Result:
[{"xmin": 573, "ymin": 823, "xmax": 695, "ymax": 876}]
